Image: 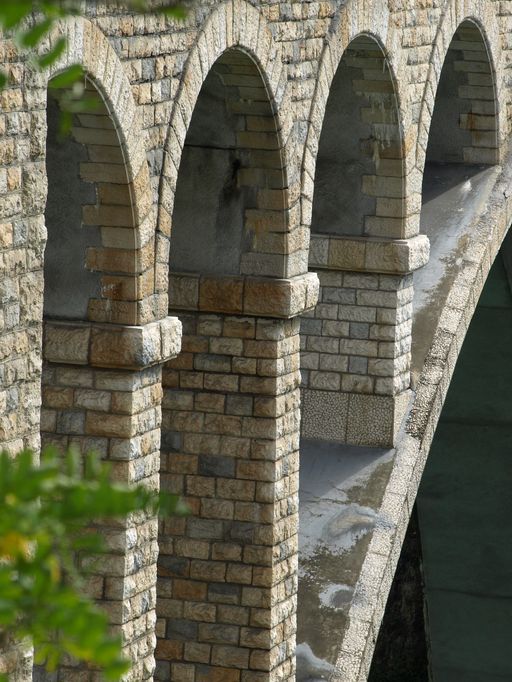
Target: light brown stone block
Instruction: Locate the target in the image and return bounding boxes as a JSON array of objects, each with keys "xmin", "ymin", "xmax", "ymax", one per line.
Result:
[{"xmin": 199, "ymin": 277, "xmax": 244, "ymax": 314}]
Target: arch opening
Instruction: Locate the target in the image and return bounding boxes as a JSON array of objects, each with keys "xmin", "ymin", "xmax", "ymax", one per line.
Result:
[
  {"xmin": 412, "ymin": 21, "xmax": 500, "ymax": 382},
  {"xmin": 371, "ymin": 240, "xmax": 512, "ymax": 680},
  {"xmin": 44, "ymin": 88, "xmax": 102, "ymax": 320},
  {"xmin": 43, "ymin": 77, "xmax": 145, "ymax": 327},
  {"xmin": 310, "ymin": 35, "xmax": 404, "ymax": 240},
  {"xmin": 169, "ymin": 48, "xmax": 286, "ymax": 281},
  {"xmin": 425, "ymin": 21, "xmax": 498, "ymax": 166}
]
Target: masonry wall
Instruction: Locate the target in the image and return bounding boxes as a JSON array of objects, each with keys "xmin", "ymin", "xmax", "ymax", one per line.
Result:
[{"xmin": 0, "ymin": 0, "xmax": 510, "ymax": 680}]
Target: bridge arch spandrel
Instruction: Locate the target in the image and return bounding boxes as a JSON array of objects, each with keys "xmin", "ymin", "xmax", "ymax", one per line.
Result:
[
  {"xmin": 415, "ymin": 0, "xmax": 505, "ymax": 176},
  {"xmin": 159, "ymin": 0, "xmax": 299, "ymax": 280},
  {"xmin": 41, "ymin": 16, "xmax": 158, "ymax": 326}
]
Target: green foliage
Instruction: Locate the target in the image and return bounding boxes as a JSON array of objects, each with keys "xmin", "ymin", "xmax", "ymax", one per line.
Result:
[
  {"xmin": 0, "ymin": 447, "xmax": 185, "ymax": 680},
  {"xmin": 0, "ymin": 1, "xmax": 188, "ymax": 89}
]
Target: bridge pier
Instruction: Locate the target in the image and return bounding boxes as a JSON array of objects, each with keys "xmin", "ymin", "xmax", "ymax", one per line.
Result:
[
  {"xmin": 157, "ymin": 274, "xmax": 317, "ymax": 681},
  {"xmin": 301, "ymin": 234, "xmax": 428, "ymax": 446}
]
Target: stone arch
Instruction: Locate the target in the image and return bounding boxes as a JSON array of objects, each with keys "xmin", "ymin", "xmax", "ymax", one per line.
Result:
[
  {"xmin": 301, "ymin": 0, "xmax": 412, "ymax": 240},
  {"xmin": 416, "ymin": 2, "xmax": 504, "ymax": 174},
  {"xmin": 374, "ymin": 237, "xmax": 512, "ymax": 680},
  {"xmin": 168, "ymin": 47, "xmax": 287, "ymax": 281},
  {"xmin": 299, "ymin": 6, "xmax": 422, "ymax": 451},
  {"xmin": 154, "ymin": 7, "xmax": 311, "ymax": 682},
  {"xmin": 158, "ymin": 0, "xmax": 294, "ymax": 287},
  {"xmin": 43, "ymin": 17, "xmax": 157, "ymax": 327},
  {"xmin": 411, "ymin": 10, "xmax": 503, "ymax": 384},
  {"xmin": 310, "ymin": 32, "xmax": 406, "ymax": 242},
  {"xmin": 34, "ymin": 18, "xmax": 179, "ymax": 680}
]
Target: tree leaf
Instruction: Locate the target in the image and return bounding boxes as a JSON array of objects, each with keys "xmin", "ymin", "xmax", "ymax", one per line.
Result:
[
  {"xmin": 17, "ymin": 17, "xmax": 54, "ymax": 48},
  {"xmin": 0, "ymin": 0, "xmax": 32, "ymax": 30},
  {"xmin": 37, "ymin": 36, "xmax": 67, "ymax": 69},
  {"xmin": 48, "ymin": 63, "xmax": 84, "ymax": 89},
  {"xmin": 160, "ymin": 4, "xmax": 188, "ymax": 19}
]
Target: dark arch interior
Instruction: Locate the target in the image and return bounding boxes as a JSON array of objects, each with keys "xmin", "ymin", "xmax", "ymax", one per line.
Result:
[
  {"xmin": 44, "ymin": 78, "xmax": 135, "ymax": 323},
  {"xmin": 371, "ymin": 240, "xmax": 512, "ymax": 681},
  {"xmin": 426, "ymin": 21, "xmax": 497, "ymax": 166},
  {"xmin": 44, "ymin": 87, "xmax": 102, "ymax": 320},
  {"xmin": 169, "ymin": 49, "xmax": 284, "ymax": 277},
  {"xmin": 311, "ymin": 35, "xmax": 402, "ymax": 238}
]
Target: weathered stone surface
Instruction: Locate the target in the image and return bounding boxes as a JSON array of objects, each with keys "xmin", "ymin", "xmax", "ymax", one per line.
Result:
[{"xmin": 1, "ymin": 3, "xmax": 511, "ymax": 682}]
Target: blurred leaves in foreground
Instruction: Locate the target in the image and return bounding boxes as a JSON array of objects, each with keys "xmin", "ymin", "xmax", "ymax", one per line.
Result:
[
  {"xmin": 0, "ymin": 1, "xmax": 188, "ymax": 88},
  {"xmin": 0, "ymin": 447, "xmax": 186, "ymax": 680}
]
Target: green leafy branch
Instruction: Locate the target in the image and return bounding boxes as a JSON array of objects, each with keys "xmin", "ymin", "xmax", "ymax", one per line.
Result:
[
  {"xmin": 0, "ymin": 447, "xmax": 186, "ymax": 680},
  {"xmin": 0, "ymin": 0, "xmax": 188, "ymax": 89}
]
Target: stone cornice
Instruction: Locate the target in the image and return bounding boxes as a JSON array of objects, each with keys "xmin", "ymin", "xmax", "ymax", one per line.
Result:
[
  {"xmin": 309, "ymin": 233, "xmax": 430, "ymax": 275},
  {"xmin": 168, "ymin": 272, "xmax": 319, "ymax": 319},
  {"xmin": 43, "ymin": 316, "xmax": 182, "ymax": 370}
]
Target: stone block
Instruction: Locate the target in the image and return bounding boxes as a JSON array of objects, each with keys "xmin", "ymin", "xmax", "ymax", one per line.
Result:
[
  {"xmin": 199, "ymin": 277, "xmax": 244, "ymax": 314},
  {"xmin": 169, "ymin": 273, "xmax": 199, "ymax": 309},
  {"xmin": 300, "ymin": 389, "xmax": 348, "ymax": 442},
  {"xmin": 43, "ymin": 321, "xmax": 90, "ymax": 365}
]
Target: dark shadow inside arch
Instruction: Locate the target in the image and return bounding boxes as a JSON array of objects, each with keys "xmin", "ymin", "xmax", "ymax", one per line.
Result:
[
  {"xmin": 44, "ymin": 87, "xmax": 102, "ymax": 320},
  {"xmin": 412, "ymin": 21, "xmax": 499, "ymax": 384},
  {"xmin": 44, "ymin": 77, "xmax": 137, "ymax": 323},
  {"xmin": 310, "ymin": 35, "xmax": 403, "ymax": 239},
  {"xmin": 371, "ymin": 239, "xmax": 512, "ymax": 681},
  {"xmin": 169, "ymin": 48, "xmax": 285, "ymax": 278},
  {"xmin": 425, "ymin": 21, "xmax": 497, "ymax": 167}
]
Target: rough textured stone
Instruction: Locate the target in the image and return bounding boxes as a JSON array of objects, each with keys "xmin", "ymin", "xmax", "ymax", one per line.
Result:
[{"xmin": 0, "ymin": 2, "xmax": 511, "ymax": 681}]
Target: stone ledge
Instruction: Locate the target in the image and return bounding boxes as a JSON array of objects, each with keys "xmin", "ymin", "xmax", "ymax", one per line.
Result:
[
  {"xmin": 43, "ymin": 316, "xmax": 182, "ymax": 369},
  {"xmin": 168, "ymin": 272, "xmax": 319, "ymax": 318},
  {"xmin": 309, "ymin": 233, "xmax": 430, "ymax": 275}
]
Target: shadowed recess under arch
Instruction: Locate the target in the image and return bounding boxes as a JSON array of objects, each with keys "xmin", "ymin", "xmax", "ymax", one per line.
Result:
[
  {"xmin": 169, "ymin": 48, "xmax": 286, "ymax": 280},
  {"xmin": 425, "ymin": 20, "xmax": 498, "ymax": 167},
  {"xmin": 44, "ymin": 76, "xmax": 153, "ymax": 327},
  {"xmin": 412, "ymin": 20, "xmax": 500, "ymax": 383},
  {"xmin": 311, "ymin": 34, "xmax": 404, "ymax": 240}
]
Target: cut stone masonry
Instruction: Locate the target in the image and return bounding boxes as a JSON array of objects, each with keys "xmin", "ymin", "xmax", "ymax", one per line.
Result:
[{"xmin": 0, "ymin": 1, "xmax": 510, "ymax": 680}]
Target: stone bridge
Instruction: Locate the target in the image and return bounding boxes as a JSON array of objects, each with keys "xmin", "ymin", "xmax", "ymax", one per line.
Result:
[{"xmin": 1, "ymin": 0, "xmax": 512, "ymax": 680}]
